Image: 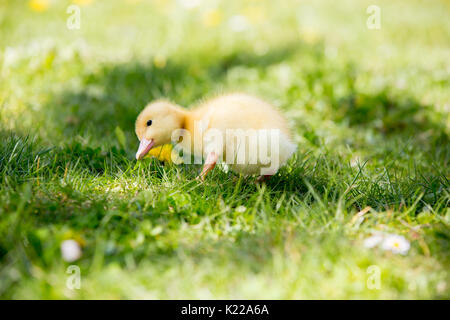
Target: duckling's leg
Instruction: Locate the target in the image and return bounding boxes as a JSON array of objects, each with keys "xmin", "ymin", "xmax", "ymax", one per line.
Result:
[{"xmin": 196, "ymin": 152, "xmax": 219, "ymax": 181}]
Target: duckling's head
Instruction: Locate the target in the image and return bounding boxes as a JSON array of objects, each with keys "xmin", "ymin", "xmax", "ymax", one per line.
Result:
[{"xmin": 135, "ymin": 100, "xmax": 185, "ymax": 160}]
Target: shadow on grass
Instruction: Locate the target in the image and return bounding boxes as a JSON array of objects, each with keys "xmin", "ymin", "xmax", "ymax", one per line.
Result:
[
  {"xmin": 43, "ymin": 43, "xmax": 302, "ymax": 149},
  {"xmin": 5, "ymin": 40, "xmax": 449, "ymax": 215},
  {"xmin": 334, "ymin": 90, "xmax": 448, "ymax": 138}
]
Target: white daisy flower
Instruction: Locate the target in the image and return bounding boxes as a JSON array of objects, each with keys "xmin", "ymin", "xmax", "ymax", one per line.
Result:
[
  {"xmin": 61, "ymin": 240, "xmax": 82, "ymax": 262},
  {"xmin": 363, "ymin": 234, "xmax": 384, "ymax": 248},
  {"xmin": 381, "ymin": 234, "xmax": 410, "ymax": 255}
]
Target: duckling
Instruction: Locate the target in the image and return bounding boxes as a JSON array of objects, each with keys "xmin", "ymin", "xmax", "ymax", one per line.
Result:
[{"xmin": 135, "ymin": 93, "xmax": 296, "ymax": 180}]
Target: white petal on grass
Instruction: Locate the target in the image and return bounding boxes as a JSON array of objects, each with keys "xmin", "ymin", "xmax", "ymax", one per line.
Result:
[
  {"xmin": 235, "ymin": 206, "xmax": 247, "ymax": 213},
  {"xmin": 381, "ymin": 234, "xmax": 410, "ymax": 255},
  {"xmin": 219, "ymin": 163, "xmax": 229, "ymax": 173},
  {"xmin": 363, "ymin": 234, "xmax": 384, "ymax": 248},
  {"xmin": 61, "ymin": 240, "xmax": 82, "ymax": 262}
]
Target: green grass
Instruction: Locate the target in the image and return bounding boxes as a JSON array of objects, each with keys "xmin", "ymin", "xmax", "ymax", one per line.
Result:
[{"xmin": 0, "ymin": 0, "xmax": 449, "ymax": 299}]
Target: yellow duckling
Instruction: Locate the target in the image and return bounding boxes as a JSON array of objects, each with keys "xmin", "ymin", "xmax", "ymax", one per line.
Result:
[{"xmin": 135, "ymin": 93, "xmax": 296, "ymax": 180}]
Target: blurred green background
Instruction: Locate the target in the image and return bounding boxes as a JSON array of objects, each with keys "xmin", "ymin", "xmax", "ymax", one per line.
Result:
[{"xmin": 0, "ymin": 0, "xmax": 448, "ymax": 299}]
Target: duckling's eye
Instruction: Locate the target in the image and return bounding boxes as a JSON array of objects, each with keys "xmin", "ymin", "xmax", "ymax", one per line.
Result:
[{"xmin": 146, "ymin": 120, "xmax": 152, "ymax": 126}]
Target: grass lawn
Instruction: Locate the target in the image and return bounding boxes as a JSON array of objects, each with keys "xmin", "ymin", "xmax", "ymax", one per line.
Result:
[{"xmin": 0, "ymin": 0, "xmax": 449, "ymax": 299}]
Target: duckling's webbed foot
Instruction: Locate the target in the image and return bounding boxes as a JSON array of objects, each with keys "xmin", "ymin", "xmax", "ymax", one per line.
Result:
[{"xmin": 196, "ymin": 152, "xmax": 219, "ymax": 181}]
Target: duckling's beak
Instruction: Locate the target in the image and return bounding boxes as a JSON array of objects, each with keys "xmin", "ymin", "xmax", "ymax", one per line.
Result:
[{"xmin": 136, "ymin": 138, "xmax": 155, "ymax": 160}]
